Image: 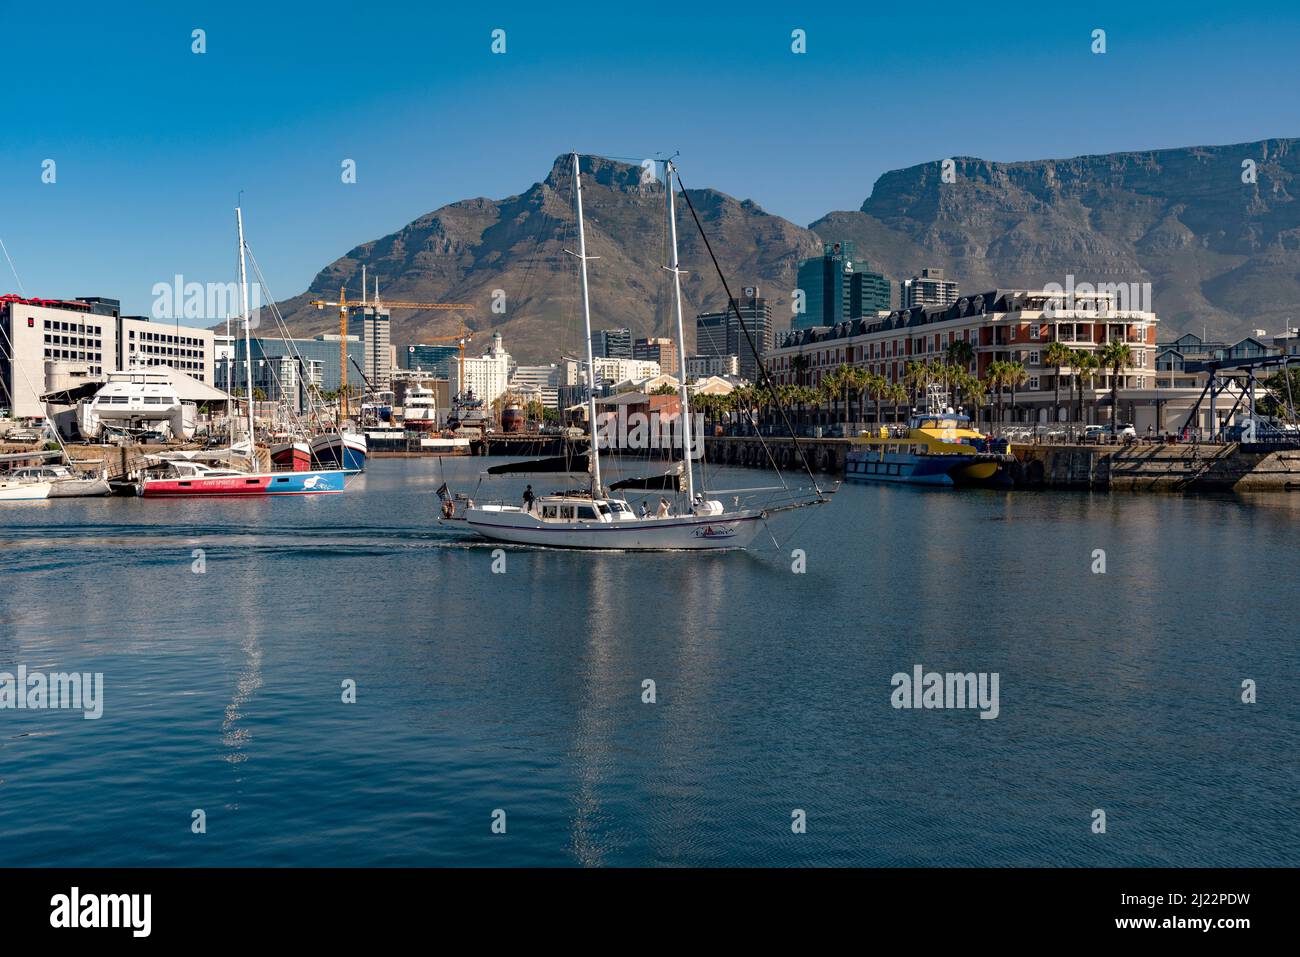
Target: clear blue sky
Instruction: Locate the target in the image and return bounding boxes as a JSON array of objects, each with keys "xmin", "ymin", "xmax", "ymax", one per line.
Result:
[{"xmin": 3, "ymin": 0, "xmax": 1299, "ymax": 317}]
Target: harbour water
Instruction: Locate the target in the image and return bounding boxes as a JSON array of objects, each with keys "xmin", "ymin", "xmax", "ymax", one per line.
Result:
[{"xmin": 0, "ymin": 458, "xmax": 1295, "ymax": 866}]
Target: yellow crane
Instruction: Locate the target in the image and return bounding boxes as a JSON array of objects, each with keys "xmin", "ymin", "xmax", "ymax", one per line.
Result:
[{"xmin": 309, "ymin": 288, "xmax": 473, "ymax": 419}]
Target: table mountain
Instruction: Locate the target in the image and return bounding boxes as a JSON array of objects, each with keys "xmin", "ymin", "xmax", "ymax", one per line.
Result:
[
  {"xmin": 276, "ymin": 140, "xmax": 1300, "ymax": 362},
  {"xmin": 273, "ymin": 155, "xmax": 821, "ymax": 363},
  {"xmin": 812, "ymin": 138, "xmax": 1300, "ymax": 343}
]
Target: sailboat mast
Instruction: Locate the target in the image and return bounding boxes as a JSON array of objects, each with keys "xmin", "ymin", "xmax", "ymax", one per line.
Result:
[
  {"xmin": 572, "ymin": 152, "xmax": 603, "ymax": 497},
  {"xmin": 236, "ymin": 206, "xmax": 255, "ymax": 462},
  {"xmin": 664, "ymin": 160, "xmax": 697, "ymax": 504}
]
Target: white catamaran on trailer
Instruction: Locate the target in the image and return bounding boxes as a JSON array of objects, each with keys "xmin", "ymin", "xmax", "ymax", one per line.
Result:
[{"xmin": 449, "ymin": 152, "xmax": 801, "ymax": 551}]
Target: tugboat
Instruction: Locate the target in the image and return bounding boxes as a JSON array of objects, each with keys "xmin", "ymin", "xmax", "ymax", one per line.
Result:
[{"xmin": 846, "ymin": 386, "xmax": 1013, "ymax": 487}]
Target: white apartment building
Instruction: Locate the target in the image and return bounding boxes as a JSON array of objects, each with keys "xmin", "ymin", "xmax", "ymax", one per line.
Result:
[
  {"xmin": 118, "ymin": 315, "xmax": 215, "ymax": 384},
  {"xmin": 353, "ymin": 306, "xmax": 392, "ymax": 389},
  {"xmin": 561, "ymin": 356, "xmax": 661, "ymax": 391},
  {"xmin": 510, "ymin": 363, "xmax": 560, "ymax": 409},
  {"xmin": 458, "ymin": 332, "xmax": 512, "ymax": 406},
  {"xmin": 2, "ymin": 296, "xmax": 214, "ymax": 418},
  {"xmin": 685, "ymin": 354, "xmax": 739, "ymax": 380}
]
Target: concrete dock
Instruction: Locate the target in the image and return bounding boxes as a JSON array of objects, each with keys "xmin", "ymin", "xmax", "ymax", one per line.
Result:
[{"xmin": 701, "ymin": 434, "xmax": 1300, "ymax": 491}]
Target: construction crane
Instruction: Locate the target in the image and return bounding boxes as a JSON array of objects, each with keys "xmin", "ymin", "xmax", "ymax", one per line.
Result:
[{"xmin": 309, "ymin": 285, "xmax": 473, "ymax": 419}]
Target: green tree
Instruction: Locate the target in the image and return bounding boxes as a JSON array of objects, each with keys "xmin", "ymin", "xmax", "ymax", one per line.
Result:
[
  {"xmin": 790, "ymin": 353, "xmax": 811, "ymax": 387},
  {"xmin": 1072, "ymin": 350, "xmax": 1099, "ymax": 425},
  {"xmin": 1044, "ymin": 341, "xmax": 1074, "ymax": 423},
  {"xmin": 1004, "ymin": 361, "xmax": 1028, "ymax": 423},
  {"xmin": 1099, "ymin": 339, "xmax": 1133, "ymax": 425}
]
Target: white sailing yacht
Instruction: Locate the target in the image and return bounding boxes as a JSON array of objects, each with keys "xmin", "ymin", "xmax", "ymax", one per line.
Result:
[{"xmin": 456, "ymin": 153, "xmax": 766, "ymax": 550}]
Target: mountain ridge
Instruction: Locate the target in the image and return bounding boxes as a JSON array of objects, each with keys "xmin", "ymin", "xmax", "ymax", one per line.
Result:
[{"xmin": 275, "ymin": 139, "xmax": 1300, "ymax": 362}]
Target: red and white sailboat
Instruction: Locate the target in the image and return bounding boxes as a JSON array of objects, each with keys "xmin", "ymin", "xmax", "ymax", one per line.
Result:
[{"xmin": 140, "ymin": 206, "xmax": 350, "ymax": 498}]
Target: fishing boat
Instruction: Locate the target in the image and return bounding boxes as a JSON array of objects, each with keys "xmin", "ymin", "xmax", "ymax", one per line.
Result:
[
  {"xmin": 269, "ymin": 440, "xmax": 312, "ymax": 471},
  {"xmin": 309, "ymin": 431, "xmax": 367, "ymax": 472},
  {"xmin": 140, "ymin": 206, "xmax": 351, "ymax": 499},
  {"xmin": 846, "ymin": 387, "xmax": 1013, "ymax": 487},
  {"xmin": 446, "ymin": 390, "xmax": 487, "ymax": 431},
  {"xmin": 446, "ymin": 153, "xmax": 813, "ymax": 550}
]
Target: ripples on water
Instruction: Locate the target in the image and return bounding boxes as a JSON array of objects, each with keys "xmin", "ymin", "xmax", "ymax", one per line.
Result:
[{"xmin": 0, "ymin": 458, "xmax": 1295, "ymax": 866}]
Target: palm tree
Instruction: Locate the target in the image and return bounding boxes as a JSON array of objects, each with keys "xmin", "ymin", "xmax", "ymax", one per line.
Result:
[
  {"xmin": 820, "ymin": 366, "xmax": 843, "ymax": 425},
  {"xmin": 863, "ymin": 372, "xmax": 888, "ymax": 426},
  {"xmin": 830, "ymin": 364, "xmax": 857, "ymax": 427},
  {"xmin": 887, "ymin": 384, "xmax": 909, "ymax": 423},
  {"xmin": 848, "ymin": 367, "xmax": 869, "ymax": 428},
  {"xmin": 985, "ymin": 360, "xmax": 1009, "ymax": 427},
  {"xmin": 790, "ymin": 353, "xmax": 810, "ymax": 388},
  {"xmin": 1099, "ymin": 339, "xmax": 1133, "ymax": 427},
  {"xmin": 1044, "ymin": 340, "xmax": 1074, "ymax": 423},
  {"xmin": 1005, "ymin": 361, "xmax": 1029, "ymax": 423},
  {"xmin": 904, "ymin": 360, "xmax": 933, "ymax": 410},
  {"xmin": 945, "ymin": 339, "xmax": 975, "ymax": 373},
  {"xmin": 1073, "ymin": 350, "xmax": 1099, "ymax": 425}
]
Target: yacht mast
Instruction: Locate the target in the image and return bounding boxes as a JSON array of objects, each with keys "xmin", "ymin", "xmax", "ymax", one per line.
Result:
[
  {"xmin": 664, "ymin": 160, "xmax": 697, "ymax": 504},
  {"xmin": 236, "ymin": 206, "xmax": 255, "ymax": 464},
  {"xmin": 571, "ymin": 152, "xmax": 603, "ymax": 497}
]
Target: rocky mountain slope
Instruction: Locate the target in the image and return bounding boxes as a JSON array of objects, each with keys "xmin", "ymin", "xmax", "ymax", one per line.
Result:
[{"xmin": 277, "ymin": 140, "xmax": 1300, "ymax": 362}]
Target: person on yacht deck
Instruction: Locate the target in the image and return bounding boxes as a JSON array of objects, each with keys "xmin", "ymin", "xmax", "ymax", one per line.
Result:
[{"xmin": 656, "ymin": 497, "xmax": 670, "ymax": 518}]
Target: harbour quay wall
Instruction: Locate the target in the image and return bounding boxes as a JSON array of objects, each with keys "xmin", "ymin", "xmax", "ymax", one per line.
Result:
[
  {"xmin": 702, "ymin": 436, "xmax": 847, "ymax": 474},
  {"xmin": 1011, "ymin": 442, "xmax": 1300, "ymax": 491},
  {"xmin": 700, "ymin": 435, "xmax": 1300, "ymax": 491}
]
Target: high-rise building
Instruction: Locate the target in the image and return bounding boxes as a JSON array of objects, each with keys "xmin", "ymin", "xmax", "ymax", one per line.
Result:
[
  {"xmin": 404, "ymin": 343, "xmax": 460, "ymax": 380},
  {"xmin": 793, "ymin": 242, "xmax": 890, "ymax": 330},
  {"xmin": 351, "ymin": 305, "xmax": 392, "ymax": 389},
  {"xmin": 591, "ymin": 327, "xmax": 632, "ymax": 359},
  {"xmin": 694, "ymin": 288, "xmax": 772, "ymax": 381},
  {"xmin": 216, "ymin": 335, "xmax": 364, "ymax": 412},
  {"xmin": 633, "ymin": 336, "xmax": 678, "ymax": 376},
  {"xmin": 458, "ymin": 332, "xmax": 512, "ymax": 405},
  {"xmin": 900, "ymin": 268, "xmax": 959, "ymax": 309}
]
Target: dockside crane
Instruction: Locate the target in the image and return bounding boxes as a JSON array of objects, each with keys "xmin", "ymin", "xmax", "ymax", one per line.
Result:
[{"xmin": 309, "ymin": 285, "xmax": 473, "ymax": 419}]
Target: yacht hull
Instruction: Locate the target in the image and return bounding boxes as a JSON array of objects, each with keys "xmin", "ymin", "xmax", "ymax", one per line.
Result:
[
  {"xmin": 47, "ymin": 477, "xmax": 113, "ymax": 497},
  {"xmin": 0, "ymin": 480, "xmax": 53, "ymax": 501},
  {"xmin": 310, "ymin": 433, "xmax": 367, "ymax": 472},
  {"xmin": 140, "ymin": 469, "xmax": 347, "ymax": 497},
  {"xmin": 460, "ymin": 506, "xmax": 764, "ymax": 550}
]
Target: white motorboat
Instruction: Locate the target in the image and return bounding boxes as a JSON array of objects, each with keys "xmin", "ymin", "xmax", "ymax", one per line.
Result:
[{"xmin": 401, "ymin": 383, "xmax": 440, "ymax": 431}]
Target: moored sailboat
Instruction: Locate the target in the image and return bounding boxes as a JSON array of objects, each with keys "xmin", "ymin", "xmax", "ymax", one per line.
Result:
[{"xmin": 140, "ymin": 206, "xmax": 352, "ymax": 498}]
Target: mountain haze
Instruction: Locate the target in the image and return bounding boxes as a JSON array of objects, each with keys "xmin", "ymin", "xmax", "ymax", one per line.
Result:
[{"xmin": 277, "ymin": 140, "xmax": 1300, "ymax": 362}]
